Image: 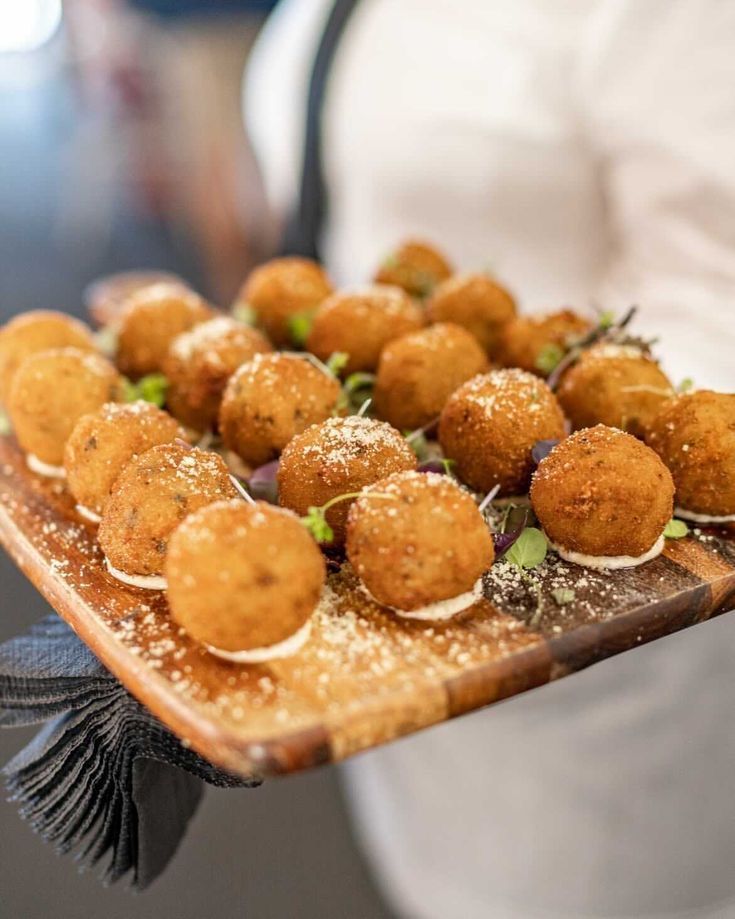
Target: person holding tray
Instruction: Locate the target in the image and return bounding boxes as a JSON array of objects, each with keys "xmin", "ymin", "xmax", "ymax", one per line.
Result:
[{"xmin": 244, "ymin": 2, "xmax": 735, "ymax": 917}]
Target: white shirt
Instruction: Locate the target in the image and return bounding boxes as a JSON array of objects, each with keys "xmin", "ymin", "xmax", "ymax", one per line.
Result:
[{"xmin": 245, "ymin": 3, "xmax": 735, "ymax": 916}]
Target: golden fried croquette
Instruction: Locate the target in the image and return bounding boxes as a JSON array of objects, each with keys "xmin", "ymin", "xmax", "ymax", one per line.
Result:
[
  {"xmin": 346, "ymin": 470, "xmax": 494, "ymax": 613},
  {"xmin": 531, "ymin": 425, "xmax": 674, "ymax": 564},
  {"xmin": 116, "ymin": 283, "xmax": 213, "ymax": 378},
  {"xmin": 98, "ymin": 443, "xmax": 236, "ymax": 580},
  {"xmin": 306, "ymin": 285, "xmax": 424, "ymax": 374},
  {"xmin": 163, "ymin": 317, "xmax": 272, "ymax": 432},
  {"xmin": 557, "ymin": 344, "xmax": 673, "ymax": 438},
  {"xmin": 278, "ymin": 416, "xmax": 417, "ymax": 546},
  {"xmin": 497, "ymin": 308, "xmax": 591, "ymax": 376},
  {"xmin": 64, "ymin": 401, "xmax": 185, "ymax": 520},
  {"xmin": 84, "ymin": 271, "xmax": 189, "ymax": 329},
  {"xmin": 374, "ymin": 239, "xmax": 453, "ymax": 298},
  {"xmin": 7, "ymin": 348, "xmax": 124, "ymax": 469},
  {"xmin": 645, "ymin": 390, "xmax": 735, "ymax": 521},
  {"xmin": 439, "ymin": 368, "xmax": 566, "ymax": 495},
  {"xmin": 0, "ymin": 310, "xmax": 95, "ymax": 403},
  {"xmin": 373, "ymin": 323, "xmax": 490, "ymax": 431},
  {"xmin": 219, "ymin": 353, "xmax": 341, "ymax": 468},
  {"xmin": 235, "ymin": 257, "xmax": 333, "ymax": 347},
  {"xmin": 426, "ymin": 273, "xmax": 516, "ymax": 357},
  {"xmin": 166, "ymin": 500, "xmax": 326, "ymax": 655}
]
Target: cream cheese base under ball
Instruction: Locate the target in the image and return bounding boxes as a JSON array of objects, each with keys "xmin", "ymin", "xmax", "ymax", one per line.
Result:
[
  {"xmin": 674, "ymin": 506, "xmax": 735, "ymax": 525},
  {"xmin": 104, "ymin": 557, "xmax": 167, "ymax": 590},
  {"xmin": 359, "ymin": 577, "xmax": 485, "ymax": 621},
  {"xmin": 27, "ymin": 453, "xmax": 66, "ymax": 479},
  {"xmin": 205, "ymin": 617, "xmax": 312, "ymax": 663},
  {"xmin": 547, "ymin": 533, "xmax": 665, "ymax": 570}
]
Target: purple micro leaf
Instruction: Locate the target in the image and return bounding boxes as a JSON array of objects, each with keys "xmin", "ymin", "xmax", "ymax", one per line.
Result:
[
  {"xmin": 248, "ymin": 459, "xmax": 280, "ymax": 504},
  {"xmin": 531, "ymin": 439, "xmax": 559, "ymax": 466},
  {"xmin": 418, "ymin": 459, "xmax": 449, "ymax": 475},
  {"xmin": 493, "ymin": 531, "xmax": 520, "ymax": 556}
]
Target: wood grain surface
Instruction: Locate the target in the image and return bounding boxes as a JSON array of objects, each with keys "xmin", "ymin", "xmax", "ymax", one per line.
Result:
[{"xmin": 1, "ymin": 435, "xmax": 733, "ymax": 778}]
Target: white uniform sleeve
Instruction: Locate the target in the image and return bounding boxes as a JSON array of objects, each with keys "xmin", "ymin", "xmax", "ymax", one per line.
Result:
[{"xmin": 581, "ymin": 0, "xmax": 735, "ymax": 389}]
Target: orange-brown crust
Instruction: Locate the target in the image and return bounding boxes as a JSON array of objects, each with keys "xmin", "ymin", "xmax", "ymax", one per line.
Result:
[
  {"xmin": 497, "ymin": 308, "xmax": 591, "ymax": 376},
  {"xmin": 277, "ymin": 416, "xmax": 417, "ymax": 546},
  {"xmin": 7, "ymin": 348, "xmax": 124, "ymax": 465},
  {"xmin": 426, "ymin": 273, "xmax": 516, "ymax": 357},
  {"xmin": 98, "ymin": 443, "xmax": 237, "ymax": 577},
  {"xmin": 531, "ymin": 425, "xmax": 674, "ymax": 557},
  {"xmin": 64, "ymin": 401, "xmax": 185, "ymax": 516},
  {"xmin": 645, "ymin": 390, "xmax": 735, "ymax": 517},
  {"xmin": 164, "ymin": 317, "xmax": 272, "ymax": 432},
  {"xmin": 373, "ymin": 239, "xmax": 453, "ymax": 299},
  {"xmin": 557, "ymin": 345, "xmax": 673, "ymax": 437},
  {"xmin": 306, "ymin": 285, "xmax": 424, "ymax": 374},
  {"xmin": 166, "ymin": 500, "xmax": 326, "ymax": 652},
  {"xmin": 373, "ymin": 322, "xmax": 490, "ymax": 431},
  {"xmin": 116, "ymin": 283, "xmax": 214, "ymax": 378},
  {"xmin": 346, "ymin": 470, "xmax": 494, "ymax": 610},
  {"xmin": 235, "ymin": 257, "xmax": 333, "ymax": 347},
  {"xmin": 0, "ymin": 311, "xmax": 95, "ymax": 403},
  {"xmin": 219, "ymin": 354, "xmax": 341, "ymax": 468},
  {"xmin": 439, "ymin": 368, "xmax": 566, "ymax": 495}
]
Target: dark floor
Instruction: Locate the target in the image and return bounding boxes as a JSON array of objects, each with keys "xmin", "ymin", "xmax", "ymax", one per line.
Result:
[{"xmin": 0, "ymin": 43, "xmax": 390, "ymax": 919}]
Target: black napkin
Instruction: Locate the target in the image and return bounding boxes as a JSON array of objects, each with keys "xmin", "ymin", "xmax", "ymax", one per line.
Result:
[{"xmin": 0, "ymin": 616, "xmax": 260, "ymax": 889}]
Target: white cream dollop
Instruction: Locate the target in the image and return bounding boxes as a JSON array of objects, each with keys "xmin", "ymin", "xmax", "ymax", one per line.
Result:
[
  {"xmin": 27, "ymin": 454, "xmax": 66, "ymax": 479},
  {"xmin": 547, "ymin": 533, "xmax": 665, "ymax": 570},
  {"xmin": 674, "ymin": 507, "xmax": 735, "ymax": 524},
  {"xmin": 104, "ymin": 557, "xmax": 167, "ymax": 590},
  {"xmin": 205, "ymin": 617, "xmax": 312, "ymax": 663},
  {"xmin": 360, "ymin": 577, "xmax": 484, "ymax": 621}
]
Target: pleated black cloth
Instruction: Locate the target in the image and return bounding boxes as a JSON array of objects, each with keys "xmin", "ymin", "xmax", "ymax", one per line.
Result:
[{"xmin": 0, "ymin": 616, "xmax": 260, "ymax": 889}]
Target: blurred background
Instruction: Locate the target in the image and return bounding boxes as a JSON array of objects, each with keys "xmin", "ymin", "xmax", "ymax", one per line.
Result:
[{"xmin": 0, "ymin": 1, "xmax": 389, "ymax": 915}]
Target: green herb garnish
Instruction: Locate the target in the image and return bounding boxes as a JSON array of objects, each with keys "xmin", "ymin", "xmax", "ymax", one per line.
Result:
[
  {"xmin": 123, "ymin": 373, "xmax": 169, "ymax": 408},
  {"xmin": 598, "ymin": 310, "xmax": 615, "ymax": 331},
  {"xmin": 664, "ymin": 518, "xmax": 689, "ymax": 539},
  {"xmin": 506, "ymin": 527, "xmax": 548, "ymax": 569},
  {"xmin": 288, "ymin": 311, "xmax": 314, "ymax": 346},
  {"xmin": 440, "ymin": 457, "xmax": 456, "ymax": 476},
  {"xmin": 678, "ymin": 377, "xmax": 695, "ymax": 394},
  {"xmin": 233, "ymin": 303, "xmax": 256, "ymax": 326},
  {"xmin": 535, "ymin": 343, "xmax": 564, "ymax": 375},
  {"xmin": 326, "ymin": 351, "xmax": 349, "ymax": 376},
  {"xmin": 301, "ymin": 491, "xmax": 395, "ymax": 544},
  {"xmin": 551, "ymin": 587, "xmax": 576, "ymax": 606}
]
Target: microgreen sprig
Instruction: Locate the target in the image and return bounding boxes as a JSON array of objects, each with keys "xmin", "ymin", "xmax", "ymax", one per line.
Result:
[
  {"xmin": 122, "ymin": 373, "xmax": 169, "ymax": 408},
  {"xmin": 233, "ymin": 303, "xmax": 256, "ymax": 326},
  {"xmin": 301, "ymin": 491, "xmax": 396, "ymax": 544},
  {"xmin": 505, "ymin": 527, "xmax": 548, "ymax": 569},
  {"xmin": 664, "ymin": 518, "xmax": 689, "ymax": 539},
  {"xmin": 288, "ymin": 311, "xmax": 315, "ymax": 346}
]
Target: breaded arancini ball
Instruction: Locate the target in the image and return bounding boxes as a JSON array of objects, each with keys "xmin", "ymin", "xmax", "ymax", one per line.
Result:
[
  {"xmin": 8, "ymin": 348, "xmax": 124, "ymax": 470},
  {"xmin": 0, "ymin": 310, "xmax": 95, "ymax": 403},
  {"xmin": 645, "ymin": 390, "xmax": 735, "ymax": 521},
  {"xmin": 235, "ymin": 257, "xmax": 333, "ymax": 347},
  {"xmin": 98, "ymin": 443, "xmax": 237, "ymax": 582},
  {"xmin": 278, "ymin": 416, "xmax": 417, "ymax": 546},
  {"xmin": 557, "ymin": 344, "xmax": 673, "ymax": 438},
  {"xmin": 166, "ymin": 500, "xmax": 326, "ymax": 657},
  {"xmin": 306, "ymin": 284, "xmax": 424, "ymax": 374},
  {"xmin": 374, "ymin": 239, "xmax": 453, "ymax": 298},
  {"xmin": 439, "ymin": 368, "xmax": 566, "ymax": 495},
  {"xmin": 426, "ymin": 273, "xmax": 516, "ymax": 357},
  {"xmin": 373, "ymin": 322, "xmax": 490, "ymax": 431},
  {"xmin": 531, "ymin": 425, "xmax": 674, "ymax": 566},
  {"xmin": 64, "ymin": 401, "xmax": 185, "ymax": 520},
  {"xmin": 84, "ymin": 271, "xmax": 189, "ymax": 329},
  {"xmin": 116, "ymin": 283, "xmax": 213, "ymax": 378},
  {"xmin": 219, "ymin": 353, "xmax": 341, "ymax": 468},
  {"xmin": 346, "ymin": 470, "xmax": 494, "ymax": 614},
  {"xmin": 497, "ymin": 308, "xmax": 591, "ymax": 376},
  {"xmin": 163, "ymin": 317, "xmax": 272, "ymax": 432}
]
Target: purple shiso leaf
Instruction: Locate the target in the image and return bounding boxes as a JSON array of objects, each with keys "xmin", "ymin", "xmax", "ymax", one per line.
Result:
[
  {"xmin": 493, "ymin": 531, "xmax": 520, "ymax": 555},
  {"xmin": 531, "ymin": 439, "xmax": 559, "ymax": 466},
  {"xmin": 417, "ymin": 459, "xmax": 450, "ymax": 475},
  {"xmin": 248, "ymin": 459, "xmax": 280, "ymax": 504},
  {"xmin": 492, "ymin": 506, "xmax": 531, "ymax": 558}
]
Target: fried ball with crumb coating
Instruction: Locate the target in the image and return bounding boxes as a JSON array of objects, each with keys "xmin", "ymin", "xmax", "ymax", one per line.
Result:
[
  {"xmin": 439, "ymin": 368, "xmax": 566, "ymax": 495},
  {"xmin": 84, "ymin": 271, "xmax": 189, "ymax": 329},
  {"xmin": 99, "ymin": 443, "xmax": 237, "ymax": 578},
  {"xmin": 426, "ymin": 273, "xmax": 516, "ymax": 357},
  {"xmin": 235, "ymin": 257, "xmax": 333, "ymax": 347},
  {"xmin": 645, "ymin": 390, "xmax": 735, "ymax": 520},
  {"xmin": 163, "ymin": 317, "xmax": 272, "ymax": 432},
  {"xmin": 497, "ymin": 308, "xmax": 591, "ymax": 376},
  {"xmin": 0, "ymin": 310, "xmax": 95, "ymax": 403},
  {"xmin": 306, "ymin": 285, "xmax": 424, "ymax": 374},
  {"xmin": 346, "ymin": 470, "xmax": 494, "ymax": 611},
  {"xmin": 219, "ymin": 353, "xmax": 342, "ymax": 468},
  {"xmin": 278, "ymin": 416, "xmax": 417, "ymax": 546},
  {"xmin": 116, "ymin": 283, "xmax": 213, "ymax": 378},
  {"xmin": 166, "ymin": 500, "xmax": 326, "ymax": 653},
  {"xmin": 531, "ymin": 425, "xmax": 674, "ymax": 560},
  {"xmin": 373, "ymin": 239, "xmax": 453, "ymax": 298},
  {"xmin": 373, "ymin": 323, "xmax": 490, "ymax": 431},
  {"xmin": 8, "ymin": 348, "xmax": 124, "ymax": 467},
  {"xmin": 64, "ymin": 401, "xmax": 185, "ymax": 519},
  {"xmin": 557, "ymin": 344, "xmax": 673, "ymax": 438}
]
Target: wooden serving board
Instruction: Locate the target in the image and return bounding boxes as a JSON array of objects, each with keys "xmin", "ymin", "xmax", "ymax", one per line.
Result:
[{"xmin": 1, "ymin": 434, "xmax": 734, "ymax": 778}]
